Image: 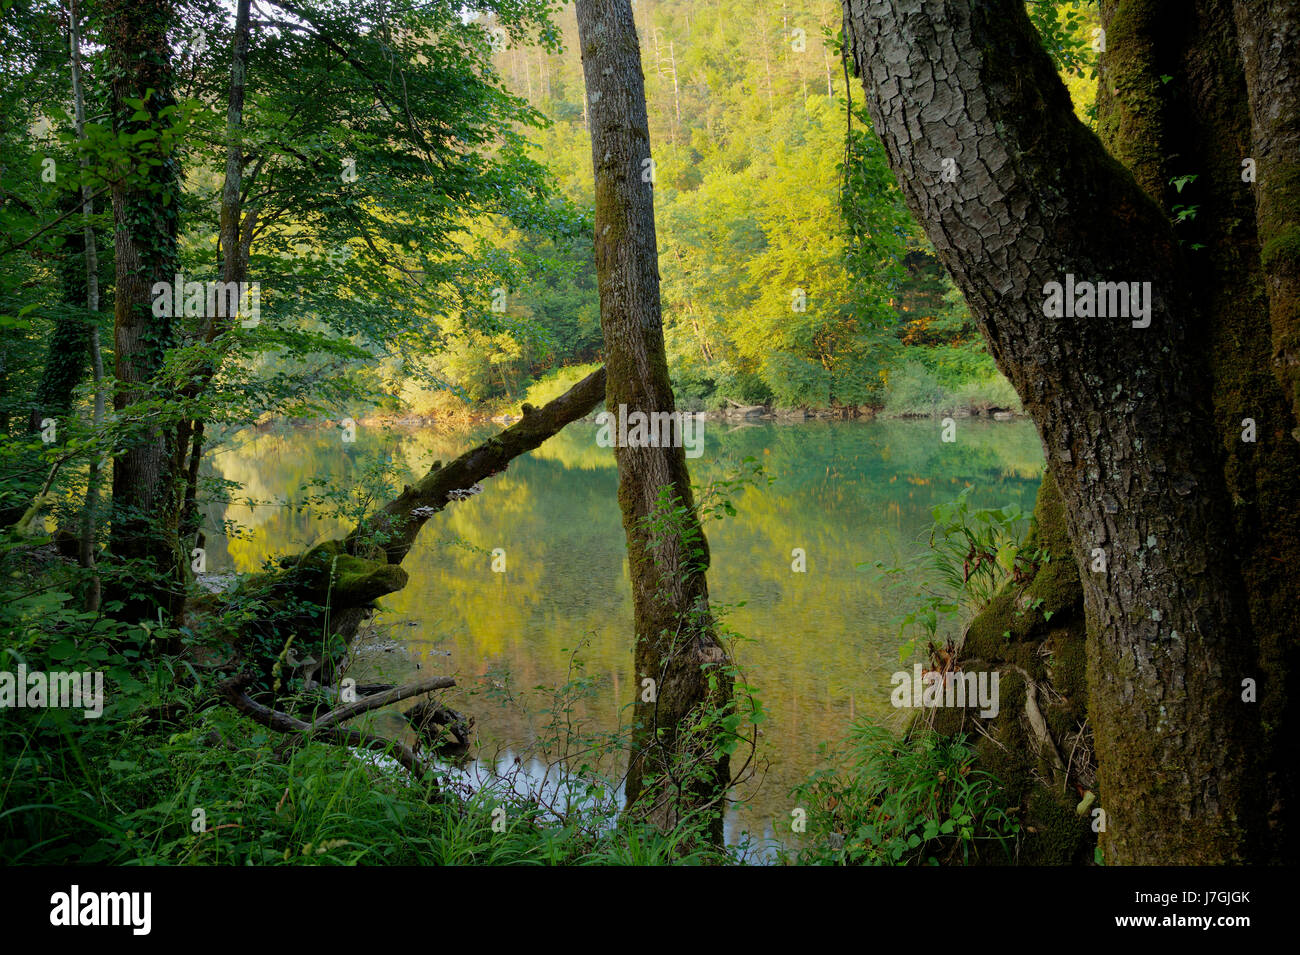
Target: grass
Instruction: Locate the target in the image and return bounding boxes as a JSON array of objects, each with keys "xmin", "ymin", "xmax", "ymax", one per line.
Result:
[{"xmin": 0, "ymin": 676, "xmax": 734, "ymax": 865}]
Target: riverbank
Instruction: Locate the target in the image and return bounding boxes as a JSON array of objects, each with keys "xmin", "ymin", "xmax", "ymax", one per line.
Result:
[
  {"xmin": 354, "ymin": 360, "xmax": 1026, "ymax": 428},
  {"xmin": 351, "ymin": 403, "xmax": 1027, "ymax": 429}
]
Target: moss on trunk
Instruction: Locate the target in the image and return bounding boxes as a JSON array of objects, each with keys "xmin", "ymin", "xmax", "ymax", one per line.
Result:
[{"xmin": 931, "ymin": 469, "xmax": 1094, "ymax": 864}]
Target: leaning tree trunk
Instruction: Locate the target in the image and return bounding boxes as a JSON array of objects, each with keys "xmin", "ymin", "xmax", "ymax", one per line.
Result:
[
  {"xmin": 223, "ymin": 367, "xmax": 609, "ymax": 682},
  {"xmin": 104, "ymin": 0, "xmax": 184, "ymax": 622},
  {"xmin": 576, "ymin": 0, "xmax": 732, "ymax": 841},
  {"xmin": 844, "ymin": 0, "xmax": 1264, "ymax": 863}
]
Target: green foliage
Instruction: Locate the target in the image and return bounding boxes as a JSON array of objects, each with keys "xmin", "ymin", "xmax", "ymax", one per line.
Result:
[
  {"xmin": 0, "ymin": 675, "xmax": 735, "ymax": 865},
  {"xmin": 881, "ymin": 362, "xmax": 950, "ymax": 417},
  {"xmin": 874, "ymin": 486, "xmax": 1038, "ymax": 661},
  {"xmin": 0, "ymin": 546, "xmax": 743, "ymax": 865},
  {"xmin": 1026, "ymin": 1, "xmax": 1099, "ymax": 79},
  {"xmin": 953, "ymin": 375, "xmax": 1023, "ymax": 416},
  {"xmin": 514, "ymin": 362, "xmax": 603, "ymax": 415},
  {"xmin": 791, "ymin": 721, "xmax": 1020, "ymax": 865},
  {"xmin": 882, "ymin": 360, "xmax": 1022, "ymax": 418},
  {"xmin": 403, "ymin": 1, "xmax": 1015, "ymax": 414}
]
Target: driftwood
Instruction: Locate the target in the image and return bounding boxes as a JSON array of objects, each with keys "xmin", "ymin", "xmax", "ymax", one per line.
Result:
[
  {"xmin": 405, "ymin": 700, "xmax": 473, "ymax": 753},
  {"xmin": 722, "ymin": 397, "xmax": 766, "ymax": 417},
  {"xmin": 217, "ymin": 672, "xmax": 455, "ymax": 787}
]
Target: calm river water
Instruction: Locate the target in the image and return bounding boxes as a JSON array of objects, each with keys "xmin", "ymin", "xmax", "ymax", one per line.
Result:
[{"xmin": 203, "ymin": 416, "xmax": 1043, "ymax": 848}]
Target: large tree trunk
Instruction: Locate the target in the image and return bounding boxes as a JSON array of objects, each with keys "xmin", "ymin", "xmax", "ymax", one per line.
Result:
[
  {"xmin": 844, "ymin": 0, "xmax": 1266, "ymax": 863},
  {"xmin": 576, "ymin": 0, "xmax": 732, "ymax": 840},
  {"xmin": 104, "ymin": 0, "xmax": 184, "ymax": 621},
  {"xmin": 1232, "ymin": 0, "xmax": 1300, "ymax": 433},
  {"xmin": 1096, "ymin": 0, "xmax": 1300, "ymax": 863},
  {"xmin": 939, "ymin": 0, "xmax": 1300, "ymax": 865}
]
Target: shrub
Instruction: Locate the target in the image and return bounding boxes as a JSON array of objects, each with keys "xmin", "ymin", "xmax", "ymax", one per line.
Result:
[
  {"xmin": 954, "ymin": 374, "xmax": 1023, "ymax": 415},
  {"xmin": 881, "ymin": 362, "xmax": 950, "ymax": 417},
  {"xmin": 791, "ymin": 721, "xmax": 1020, "ymax": 865},
  {"xmin": 515, "ymin": 362, "xmax": 603, "ymax": 414}
]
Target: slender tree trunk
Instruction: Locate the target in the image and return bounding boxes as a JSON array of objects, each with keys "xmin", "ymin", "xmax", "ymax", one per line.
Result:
[
  {"xmin": 67, "ymin": 0, "xmax": 106, "ymax": 610},
  {"xmin": 104, "ymin": 0, "xmax": 183, "ymax": 621},
  {"xmin": 844, "ymin": 0, "xmax": 1264, "ymax": 863},
  {"xmin": 576, "ymin": 0, "xmax": 732, "ymax": 841},
  {"xmin": 177, "ymin": 0, "xmax": 252, "ymax": 549},
  {"xmin": 28, "ymin": 191, "xmax": 93, "ymax": 435}
]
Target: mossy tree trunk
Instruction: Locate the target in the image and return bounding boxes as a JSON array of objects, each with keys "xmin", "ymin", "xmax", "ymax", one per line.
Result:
[
  {"xmin": 576, "ymin": 0, "xmax": 732, "ymax": 840},
  {"xmin": 1096, "ymin": 0, "xmax": 1300, "ymax": 862},
  {"xmin": 222, "ymin": 367, "xmax": 608, "ymax": 678},
  {"xmin": 1232, "ymin": 0, "xmax": 1300, "ymax": 429},
  {"xmin": 942, "ymin": 0, "xmax": 1300, "ymax": 866},
  {"xmin": 104, "ymin": 0, "xmax": 184, "ymax": 622},
  {"xmin": 843, "ymin": 0, "xmax": 1290, "ymax": 863}
]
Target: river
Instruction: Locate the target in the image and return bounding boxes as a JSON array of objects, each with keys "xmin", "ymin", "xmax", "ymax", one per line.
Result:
[{"xmin": 202, "ymin": 415, "xmax": 1043, "ymax": 849}]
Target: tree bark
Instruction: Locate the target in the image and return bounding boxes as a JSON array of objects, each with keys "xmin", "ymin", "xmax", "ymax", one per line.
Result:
[
  {"xmin": 1097, "ymin": 0, "xmax": 1300, "ymax": 863},
  {"xmin": 576, "ymin": 0, "xmax": 732, "ymax": 841},
  {"xmin": 945, "ymin": 0, "xmax": 1300, "ymax": 865},
  {"xmin": 177, "ymin": 0, "xmax": 253, "ymax": 549},
  {"xmin": 104, "ymin": 0, "xmax": 184, "ymax": 621},
  {"xmin": 844, "ymin": 0, "xmax": 1263, "ymax": 863},
  {"xmin": 1232, "ymin": 0, "xmax": 1300, "ymax": 434},
  {"xmin": 66, "ymin": 0, "xmax": 107, "ymax": 611}
]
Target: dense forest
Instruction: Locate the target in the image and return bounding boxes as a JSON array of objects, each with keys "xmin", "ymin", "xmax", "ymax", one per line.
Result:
[{"xmin": 0, "ymin": 0, "xmax": 1295, "ymax": 902}]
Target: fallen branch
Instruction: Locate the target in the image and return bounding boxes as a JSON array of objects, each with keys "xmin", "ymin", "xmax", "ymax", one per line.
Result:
[
  {"xmin": 346, "ymin": 364, "xmax": 607, "ymax": 565},
  {"xmin": 217, "ymin": 672, "xmax": 438, "ymax": 787},
  {"xmin": 313, "ymin": 674, "xmax": 455, "ymax": 729},
  {"xmin": 405, "ymin": 700, "xmax": 473, "ymax": 753}
]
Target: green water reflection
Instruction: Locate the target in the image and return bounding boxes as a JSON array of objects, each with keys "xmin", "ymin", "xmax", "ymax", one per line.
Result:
[{"xmin": 203, "ymin": 417, "xmax": 1043, "ymax": 845}]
